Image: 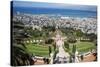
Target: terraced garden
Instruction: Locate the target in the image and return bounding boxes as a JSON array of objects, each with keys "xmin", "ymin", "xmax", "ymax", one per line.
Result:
[
  {"xmin": 64, "ymin": 41, "xmax": 96, "ymax": 54},
  {"xmin": 76, "ymin": 42, "xmax": 96, "ymax": 53},
  {"xmin": 26, "ymin": 44, "xmax": 49, "ymax": 57}
]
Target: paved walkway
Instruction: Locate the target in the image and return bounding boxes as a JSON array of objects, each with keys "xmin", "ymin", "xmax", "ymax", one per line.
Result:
[
  {"xmin": 34, "ymin": 60, "xmax": 44, "ymax": 65},
  {"xmin": 82, "ymin": 54, "xmax": 96, "ymax": 62},
  {"xmin": 54, "ymin": 32, "xmax": 70, "ymax": 63}
]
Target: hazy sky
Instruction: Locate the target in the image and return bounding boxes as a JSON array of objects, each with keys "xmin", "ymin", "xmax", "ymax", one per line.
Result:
[{"xmin": 12, "ymin": 1, "xmax": 97, "ymax": 12}]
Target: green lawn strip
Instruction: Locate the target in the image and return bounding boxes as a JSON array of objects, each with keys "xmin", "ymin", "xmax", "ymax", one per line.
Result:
[
  {"xmin": 27, "ymin": 49, "xmax": 49, "ymax": 57},
  {"xmin": 64, "ymin": 42, "xmax": 96, "ymax": 54},
  {"xmin": 26, "ymin": 43, "xmax": 49, "ymax": 57},
  {"xmin": 27, "ymin": 44, "xmax": 49, "ymax": 51},
  {"xmin": 76, "ymin": 42, "xmax": 96, "ymax": 53}
]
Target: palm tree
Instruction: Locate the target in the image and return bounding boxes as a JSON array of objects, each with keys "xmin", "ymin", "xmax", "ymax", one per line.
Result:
[{"xmin": 11, "ymin": 21, "xmax": 33, "ymax": 66}]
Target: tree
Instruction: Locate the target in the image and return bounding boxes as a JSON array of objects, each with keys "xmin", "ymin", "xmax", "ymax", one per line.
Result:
[
  {"xmin": 87, "ymin": 33, "xmax": 97, "ymax": 42},
  {"xmin": 11, "ymin": 21, "xmax": 33, "ymax": 66},
  {"xmin": 49, "ymin": 46, "xmax": 52, "ymax": 56},
  {"xmin": 68, "ymin": 37, "xmax": 77, "ymax": 43},
  {"xmin": 45, "ymin": 38, "xmax": 54, "ymax": 44},
  {"xmin": 53, "ymin": 43, "xmax": 56, "ymax": 51},
  {"xmin": 64, "ymin": 41, "xmax": 69, "ymax": 49},
  {"xmin": 71, "ymin": 44, "xmax": 76, "ymax": 61},
  {"xmin": 75, "ymin": 29, "xmax": 83, "ymax": 39}
]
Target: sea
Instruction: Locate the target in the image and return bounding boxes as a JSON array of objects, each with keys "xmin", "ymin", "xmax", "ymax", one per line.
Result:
[{"xmin": 12, "ymin": 7, "xmax": 97, "ymax": 18}]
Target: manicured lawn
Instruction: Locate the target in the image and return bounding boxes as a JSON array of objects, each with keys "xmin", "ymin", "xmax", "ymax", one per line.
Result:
[
  {"xmin": 76, "ymin": 42, "xmax": 96, "ymax": 53},
  {"xmin": 64, "ymin": 42, "xmax": 96, "ymax": 54},
  {"xmin": 26, "ymin": 43, "xmax": 49, "ymax": 57}
]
